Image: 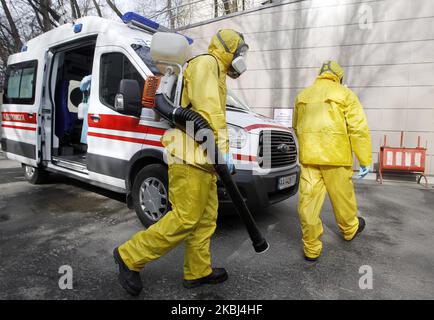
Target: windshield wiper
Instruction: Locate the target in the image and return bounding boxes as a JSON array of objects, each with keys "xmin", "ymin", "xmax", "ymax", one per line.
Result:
[{"xmin": 227, "ymin": 105, "xmax": 249, "ymax": 113}]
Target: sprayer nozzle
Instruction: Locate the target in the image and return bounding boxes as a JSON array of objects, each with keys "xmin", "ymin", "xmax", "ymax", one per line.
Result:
[
  {"xmin": 254, "ymin": 240, "xmax": 269, "ymax": 254},
  {"xmin": 142, "ymin": 76, "xmax": 161, "ymax": 108}
]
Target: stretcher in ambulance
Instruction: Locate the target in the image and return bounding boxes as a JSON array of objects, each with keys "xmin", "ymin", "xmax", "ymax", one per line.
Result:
[{"xmin": 0, "ymin": 13, "xmax": 300, "ymax": 227}]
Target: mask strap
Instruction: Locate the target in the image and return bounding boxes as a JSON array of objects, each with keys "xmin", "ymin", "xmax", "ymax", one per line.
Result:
[
  {"xmin": 216, "ymin": 31, "xmax": 231, "ymax": 53},
  {"xmin": 320, "ymin": 61, "xmax": 340, "ymax": 79}
]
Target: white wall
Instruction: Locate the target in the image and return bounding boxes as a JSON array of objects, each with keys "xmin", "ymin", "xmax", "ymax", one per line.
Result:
[{"xmin": 183, "ymin": 0, "xmax": 434, "ymax": 175}]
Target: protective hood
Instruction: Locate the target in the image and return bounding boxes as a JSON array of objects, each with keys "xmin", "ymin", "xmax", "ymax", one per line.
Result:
[
  {"xmin": 316, "ymin": 60, "xmax": 344, "ymax": 83},
  {"xmin": 208, "ymin": 29, "xmax": 243, "ymax": 72}
]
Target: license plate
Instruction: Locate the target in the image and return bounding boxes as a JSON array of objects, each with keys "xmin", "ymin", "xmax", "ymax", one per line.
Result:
[{"xmin": 277, "ymin": 175, "xmax": 296, "ymax": 190}]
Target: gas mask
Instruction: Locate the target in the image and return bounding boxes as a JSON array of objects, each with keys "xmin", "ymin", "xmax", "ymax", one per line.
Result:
[{"xmin": 216, "ymin": 30, "xmax": 249, "ymax": 79}]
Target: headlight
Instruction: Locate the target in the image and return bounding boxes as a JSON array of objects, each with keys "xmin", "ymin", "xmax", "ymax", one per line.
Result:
[{"xmin": 228, "ymin": 125, "xmax": 247, "ymax": 149}]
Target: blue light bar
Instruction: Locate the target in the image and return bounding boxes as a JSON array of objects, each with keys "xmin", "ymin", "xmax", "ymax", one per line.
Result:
[
  {"xmin": 122, "ymin": 12, "xmax": 161, "ymax": 31},
  {"xmin": 122, "ymin": 12, "xmax": 194, "ymax": 45}
]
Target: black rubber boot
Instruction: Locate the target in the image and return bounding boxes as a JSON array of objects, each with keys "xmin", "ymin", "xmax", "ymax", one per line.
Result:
[
  {"xmin": 304, "ymin": 255, "xmax": 318, "ymax": 262},
  {"xmin": 183, "ymin": 268, "xmax": 228, "ymax": 289},
  {"xmin": 113, "ymin": 247, "xmax": 143, "ymax": 296},
  {"xmin": 348, "ymin": 217, "xmax": 366, "ymax": 241}
]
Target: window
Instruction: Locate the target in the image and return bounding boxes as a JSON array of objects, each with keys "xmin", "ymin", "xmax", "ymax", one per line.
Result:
[
  {"xmin": 131, "ymin": 43, "xmax": 161, "ymax": 75},
  {"xmin": 99, "ymin": 52, "xmax": 144, "ymax": 109},
  {"xmin": 4, "ymin": 60, "xmax": 38, "ymax": 104}
]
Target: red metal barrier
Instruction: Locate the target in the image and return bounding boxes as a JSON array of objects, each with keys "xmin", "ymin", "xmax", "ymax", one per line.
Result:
[{"xmin": 377, "ymin": 132, "xmax": 428, "ymax": 186}]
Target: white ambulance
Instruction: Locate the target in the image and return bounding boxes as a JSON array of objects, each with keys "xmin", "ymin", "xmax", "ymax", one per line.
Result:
[{"xmin": 0, "ymin": 13, "xmax": 299, "ymax": 227}]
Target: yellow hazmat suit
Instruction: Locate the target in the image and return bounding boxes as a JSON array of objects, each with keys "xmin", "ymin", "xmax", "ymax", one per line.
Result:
[
  {"xmin": 293, "ymin": 60, "xmax": 372, "ymax": 259},
  {"xmin": 119, "ymin": 30, "xmax": 243, "ymax": 280}
]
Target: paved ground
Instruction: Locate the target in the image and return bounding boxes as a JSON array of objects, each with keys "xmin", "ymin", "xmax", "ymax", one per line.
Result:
[{"xmin": 0, "ymin": 154, "xmax": 433, "ymax": 300}]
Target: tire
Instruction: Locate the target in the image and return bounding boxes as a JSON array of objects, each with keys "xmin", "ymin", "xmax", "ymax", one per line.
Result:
[
  {"xmin": 132, "ymin": 164, "xmax": 170, "ymax": 228},
  {"xmin": 23, "ymin": 164, "xmax": 49, "ymax": 184}
]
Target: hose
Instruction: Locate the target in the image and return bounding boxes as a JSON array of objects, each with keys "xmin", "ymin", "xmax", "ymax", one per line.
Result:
[{"xmin": 155, "ymin": 94, "xmax": 269, "ymax": 253}]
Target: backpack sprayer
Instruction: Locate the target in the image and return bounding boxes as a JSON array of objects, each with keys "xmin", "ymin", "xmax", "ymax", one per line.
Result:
[{"xmin": 143, "ymin": 32, "xmax": 269, "ymax": 254}]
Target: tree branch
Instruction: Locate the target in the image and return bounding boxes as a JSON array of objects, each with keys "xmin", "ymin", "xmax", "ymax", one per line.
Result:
[
  {"xmin": 71, "ymin": 0, "xmax": 81, "ymax": 18},
  {"xmin": 92, "ymin": 0, "xmax": 102, "ymax": 17},
  {"xmin": 106, "ymin": 0, "xmax": 123, "ymax": 19},
  {"xmin": 0, "ymin": 0, "xmax": 23, "ymax": 51}
]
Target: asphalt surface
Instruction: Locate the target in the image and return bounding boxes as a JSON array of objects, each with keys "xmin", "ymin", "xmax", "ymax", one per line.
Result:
[{"xmin": 0, "ymin": 154, "xmax": 433, "ymax": 300}]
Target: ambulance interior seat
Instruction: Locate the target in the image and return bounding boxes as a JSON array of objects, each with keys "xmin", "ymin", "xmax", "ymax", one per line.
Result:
[
  {"xmin": 53, "ymin": 44, "xmax": 95, "ymax": 159},
  {"xmin": 54, "ymin": 80, "xmax": 78, "ymax": 150}
]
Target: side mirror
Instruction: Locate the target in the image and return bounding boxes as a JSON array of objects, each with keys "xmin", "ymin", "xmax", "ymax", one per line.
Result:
[{"xmin": 115, "ymin": 79, "xmax": 141, "ymax": 117}]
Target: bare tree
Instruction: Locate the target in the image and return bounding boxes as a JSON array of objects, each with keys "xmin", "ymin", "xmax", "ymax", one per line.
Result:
[
  {"xmin": 70, "ymin": 0, "xmax": 76, "ymax": 18},
  {"xmin": 27, "ymin": 0, "xmax": 45, "ymax": 30},
  {"xmin": 232, "ymin": 0, "xmax": 238, "ymax": 12},
  {"xmin": 0, "ymin": 20, "xmax": 15, "ymax": 72},
  {"xmin": 167, "ymin": 0, "xmax": 176, "ymax": 29},
  {"xmin": 222, "ymin": 0, "xmax": 230, "ymax": 14},
  {"xmin": 27, "ymin": 0, "xmax": 67, "ymax": 31},
  {"xmin": 106, "ymin": 0, "xmax": 122, "ymax": 19},
  {"xmin": 41, "ymin": 0, "xmax": 52, "ymax": 31},
  {"xmin": 0, "ymin": 0, "xmax": 260, "ymax": 84},
  {"xmin": 222, "ymin": 0, "xmax": 239, "ymax": 15},
  {"xmin": 28, "ymin": 0, "xmax": 62, "ymax": 25},
  {"xmin": 70, "ymin": 0, "xmax": 81, "ymax": 18},
  {"xmin": 0, "ymin": 0, "xmax": 113, "ymax": 86},
  {"xmin": 0, "ymin": 0, "xmax": 23, "ymax": 51},
  {"xmin": 214, "ymin": 0, "xmax": 218, "ymax": 18},
  {"xmin": 92, "ymin": 0, "xmax": 102, "ymax": 17}
]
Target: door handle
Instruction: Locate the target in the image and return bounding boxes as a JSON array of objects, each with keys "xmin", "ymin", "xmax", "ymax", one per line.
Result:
[{"xmin": 90, "ymin": 115, "xmax": 100, "ymax": 122}]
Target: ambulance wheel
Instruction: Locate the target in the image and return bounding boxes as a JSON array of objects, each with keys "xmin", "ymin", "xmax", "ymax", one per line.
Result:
[
  {"xmin": 23, "ymin": 164, "xmax": 48, "ymax": 184},
  {"xmin": 132, "ymin": 164, "xmax": 170, "ymax": 228}
]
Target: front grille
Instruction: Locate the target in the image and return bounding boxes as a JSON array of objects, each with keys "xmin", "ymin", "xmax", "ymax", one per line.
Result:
[{"xmin": 258, "ymin": 130, "xmax": 297, "ymax": 168}]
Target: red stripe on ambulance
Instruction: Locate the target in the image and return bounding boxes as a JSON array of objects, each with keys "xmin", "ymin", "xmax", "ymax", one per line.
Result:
[
  {"xmin": 1, "ymin": 112, "xmax": 37, "ymax": 124},
  {"xmin": 88, "ymin": 114, "xmax": 166, "ymax": 135},
  {"xmin": 1, "ymin": 124, "xmax": 37, "ymax": 131},
  {"xmin": 233, "ymin": 154, "xmax": 257, "ymax": 162},
  {"xmin": 87, "ymin": 131, "xmax": 163, "ymax": 147}
]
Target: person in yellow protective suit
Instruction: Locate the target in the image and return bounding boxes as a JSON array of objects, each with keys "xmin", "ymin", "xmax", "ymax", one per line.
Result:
[
  {"xmin": 113, "ymin": 29, "xmax": 249, "ymax": 296},
  {"xmin": 293, "ymin": 60, "xmax": 372, "ymax": 262}
]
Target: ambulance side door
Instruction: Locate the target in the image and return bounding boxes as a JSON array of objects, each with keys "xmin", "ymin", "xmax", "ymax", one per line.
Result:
[
  {"xmin": 1, "ymin": 57, "xmax": 43, "ymax": 167},
  {"xmin": 86, "ymin": 45, "xmax": 147, "ymax": 190}
]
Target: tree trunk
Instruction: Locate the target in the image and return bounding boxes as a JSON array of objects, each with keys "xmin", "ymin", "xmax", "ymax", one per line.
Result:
[
  {"xmin": 232, "ymin": 0, "xmax": 238, "ymax": 13},
  {"xmin": 71, "ymin": 0, "xmax": 81, "ymax": 18},
  {"xmin": 27, "ymin": 0, "xmax": 44, "ymax": 30},
  {"xmin": 92, "ymin": 0, "xmax": 103, "ymax": 17},
  {"xmin": 214, "ymin": 0, "xmax": 218, "ymax": 17},
  {"xmin": 28, "ymin": 0, "xmax": 61, "ymax": 28},
  {"xmin": 70, "ymin": 0, "xmax": 77, "ymax": 18},
  {"xmin": 0, "ymin": 0, "xmax": 23, "ymax": 52},
  {"xmin": 41, "ymin": 0, "xmax": 52, "ymax": 31},
  {"xmin": 167, "ymin": 0, "xmax": 175, "ymax": 29},
  {"xmin": 106, "ymin": 0, "xmax": 123, "ymax": 19},
  {"xmin": 33, "ymin": 0, "xmax": 62, "ymax": 22},
  {"xmin": 222, "ymin": 0, "xmax": 231, "ymax": 15}
]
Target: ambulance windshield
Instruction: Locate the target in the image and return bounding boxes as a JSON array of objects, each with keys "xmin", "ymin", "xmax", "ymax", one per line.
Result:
[{"xmin": 131, "ymin": 43, "xmax": 161, "ymax": 75}]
